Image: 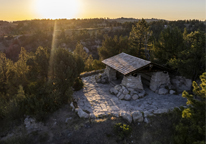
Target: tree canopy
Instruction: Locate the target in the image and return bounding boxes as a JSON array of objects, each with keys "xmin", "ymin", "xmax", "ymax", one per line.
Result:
[{"xmin": 174, "ymin": 72, "xmax": 206, "ymax": 144}]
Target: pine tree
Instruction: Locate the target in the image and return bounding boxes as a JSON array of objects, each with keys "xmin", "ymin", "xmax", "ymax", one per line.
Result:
[
  {"xmin": 168, "ymin": 30, "xmax": 205, "ymax": 80},
  {"xmin": 0, "ymin": 52, "xmax": 13, "ymax": 95},
  {"xmin": 98, "ymin": 35, "xmax": 129, "ymax": 60},
  {"xmin": 16, "ymin": 85, "xmax": 25, "ymax": 101},
  {"xmin": 174, "ymin": 72, "xmax": 206, "ymax": 144},
  {"xmin": 153, "ymin": 27, "xmax": 184, "ymax": 64},
  {"xmin": 84, "ymin": 55, "xmax": 94, "ymax": 71},
  {"xmin": 52, "ymin": 48, "xmax": 84, "ymax": 95},
  {"xmin": 73, "ymin": 42, "xmax": 88, "ymax": 61},
  {"xmin": 129, "ymin": 18, "xmax": 152, "ymax": 59}
]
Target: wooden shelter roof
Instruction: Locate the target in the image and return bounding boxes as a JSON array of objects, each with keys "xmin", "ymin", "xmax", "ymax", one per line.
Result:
[
  {"xmin": 102, "ymin": 52, "xmax": 167, "ymax": 75},
  {"xmin": 102, "ymin": 53, "xmax": 151, "ymax": 75}
]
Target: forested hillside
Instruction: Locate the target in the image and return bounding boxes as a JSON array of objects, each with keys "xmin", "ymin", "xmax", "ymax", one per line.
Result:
[{"xmin": 0, "ymin": 18, "xmax": 205, "ymax": 144}]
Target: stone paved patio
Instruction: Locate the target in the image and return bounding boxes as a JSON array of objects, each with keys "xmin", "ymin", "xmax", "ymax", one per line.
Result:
[{"xmin": 73, "ymin": 75, "xmax": 187, "ymax": 119}]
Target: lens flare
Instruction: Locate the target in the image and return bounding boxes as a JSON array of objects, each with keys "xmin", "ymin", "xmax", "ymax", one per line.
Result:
[{"xmin": 35, "ymin": 0, "xmax": 79, "ymax": 19}]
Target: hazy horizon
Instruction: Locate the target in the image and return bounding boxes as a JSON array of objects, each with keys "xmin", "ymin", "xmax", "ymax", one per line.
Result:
[{"xmin": 0, "ymin": 0, "xmax": 205, "ymax": 21}]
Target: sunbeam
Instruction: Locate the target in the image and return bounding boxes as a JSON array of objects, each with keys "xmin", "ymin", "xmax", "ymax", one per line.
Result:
[{"xmin": 48, "ymin": 20, "xmax": 58, "ymax": 81}]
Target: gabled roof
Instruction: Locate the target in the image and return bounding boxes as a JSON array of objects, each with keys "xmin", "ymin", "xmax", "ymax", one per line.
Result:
[{"xmin": 102, "ymin": 52, "xmax": 151, "ymax": 75}]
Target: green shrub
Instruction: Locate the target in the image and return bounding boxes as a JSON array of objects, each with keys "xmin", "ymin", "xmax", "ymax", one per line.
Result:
[
  {"xmin": 0, "ymin": 98, "xmax": 7, "ymax": 120},
  {"xmin": 0, "ymin": 86, "xmax": 25, "ymax": 121},
  {"xmin": 114, "ymin": 123, "xmax": 132, "ymax": 139},
  {"xmin": 92, "ymin": 59, "xmax": 105, "ymax": 70},
  {"xmin": 0, "ymin": 135, "xmax": 32, "ymax": 144},
  {"xmin": 73, "ymin": 77, "xmax": 84, "ymax": 91},
  {"xmin": 19, "ymin": 83, "xmax": 72, "ymax": 121}
]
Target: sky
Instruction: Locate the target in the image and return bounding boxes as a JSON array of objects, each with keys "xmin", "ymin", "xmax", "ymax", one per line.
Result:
[{"xmin": 0, "ymin": 0, "xmax": 205, "ymax": 21}]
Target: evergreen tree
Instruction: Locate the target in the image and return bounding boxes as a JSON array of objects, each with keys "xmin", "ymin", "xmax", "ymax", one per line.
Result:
[
  {"xmin": 0, "ymin": 52, "xmax": 13, "ymax": 96},
  {"xmin": 84, "ymin": 55, "xmax": 94, "ymax": 71},
  {"xmin": 52, "ymin": 48, "xmax": 84, "ymax": 95},
  {"xmin": 168, "ymin": 30, "xmax": 205, "ymax": 80},
  {"xmin": 98, "ymin": 35, "xmax": 129, "ymax": 60},
  {"xmin": 153, "ymin": 27, "xmax": 184, "ymax": 64},
  {"xmin": 16, "ymin": 85, "xmax": 25, "ymax": 102},
  {"xmin": 129, "ymin": 18, "xmax": 152, "ymax": 59},
  {"xmin": 25, "ymin": 46, "xmax": 50, "ymax": 95},
  {"xmin": 174, "ymin": 72, "xmax": 206, "ymax": 144},
  {"xmin": 73, "ymin": 42, "xmax": 88, "ymax": 61},
  {"xmin": 12, "ymin": 47, "xmax": 30, "ymax": 90}
]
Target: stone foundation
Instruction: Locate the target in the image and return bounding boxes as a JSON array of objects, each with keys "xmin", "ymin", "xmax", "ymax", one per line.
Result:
[
  {"xmin": 149, "ymin": 71, "xmax": 176, "ymax": 95},
  {"xmin": 105, "ymin": 66, "xmax": 116, "ymax": 81},
  {"xmin": 110, "ymin": 84, "xmax": 146, "ymax": 101},
  {"xmin": 150, "ymin": 72, "xmax": 170, "ymax": 91},
  {"xmin": 121, "ymin": 74, "xmax": 143, "ymax": 90}
]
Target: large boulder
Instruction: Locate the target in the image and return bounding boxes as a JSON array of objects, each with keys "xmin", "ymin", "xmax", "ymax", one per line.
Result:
[
  {"xmin": 169, "ymin": 90, "xmax": 176, "ymax": 95},
  {"xmin": 132, "ymin": 94, "xmax": 139, "ymax": 100},
  {"xmin": 132, "ymin": 111, "xmax": 143, "ymax": 122},
  {"xmin": 138, "ymin": 90, "xmax": 146, "ymax": 97},
  {"xmin": 131, "ymin": 90, "xmax": 138, "ymax": 96},
  {"xmin": 95, "ymin": 73, "xmax": 109, "ymax": 84},
  {"xmin": 120, "ymin": 112, "xmax": 132, "ymax": 123},
  {"xmin": 122, "ymin": 88, "xmax": 129, "ymax": 95},
  {"xmin": 110, "ymin": 88, "xmax": 118, "ymax": 95},
  {"xmin": 70, "ymin": 102, "xmax": 75, "ymax": 111},
  {"xmin": 118, "ymin": 94, "xmax": 125, "ymax": 100},
  {"xmin": 24, "ymin": 116, "xmax": 44, "ymax": 133},
  {"xmin": 124, "ymin": 94, "xmax": 131, "ymax": 101},
  {"xmin": 171, "ymin": 76, "xmax": 192, "ymax": 93},
  {"xmin": 158, "ymin": 88, "xmax": 168, "ymax": 95},
  {"xmin": 121, "ymin": 74, "xmax": 143, "ymax": 90},
  {"xmin": 77, "ymin": 108, "xmax": 89, "ymax": 118},
  {"xmin": 117, "ymin": 91, "xmax": 122, "ymax": 97},
  {"xmin": 114, "ymin": 85, "xmax": 122, "ymax": 91}
]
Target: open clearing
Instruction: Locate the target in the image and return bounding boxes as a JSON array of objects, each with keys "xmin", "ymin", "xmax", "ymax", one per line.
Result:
[{"xmin": 73, "ymin": 75, "xmax": 187, "ymax": 119}]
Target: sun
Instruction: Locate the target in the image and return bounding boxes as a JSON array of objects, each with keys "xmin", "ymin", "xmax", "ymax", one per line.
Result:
[{"xmin": 35, "ymin": 0, "xmax": 79, "ymax": 19}]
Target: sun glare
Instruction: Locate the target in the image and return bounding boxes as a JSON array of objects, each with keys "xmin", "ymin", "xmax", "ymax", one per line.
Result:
[{"xmin": 35, "ymin": 0, "xmax": 79, "ymax": 19}]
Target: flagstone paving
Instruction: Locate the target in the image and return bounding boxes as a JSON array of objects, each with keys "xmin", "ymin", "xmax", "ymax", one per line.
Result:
[{"xmin": 73, "ymin": 75, "xmax": 187, "ymax": 118}]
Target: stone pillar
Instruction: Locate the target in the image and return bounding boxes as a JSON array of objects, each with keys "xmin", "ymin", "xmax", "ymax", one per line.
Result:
[
  {"xmin": 150, "ymin": 72, "xmax": 170, "ymax": 91},
  {"xmin": 121, "ymin": 74, "xmax": 143, "ymax": 90},
  {"xmin": 104, "ymin": 66, "xmax": 116, "ymax": 81}
]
